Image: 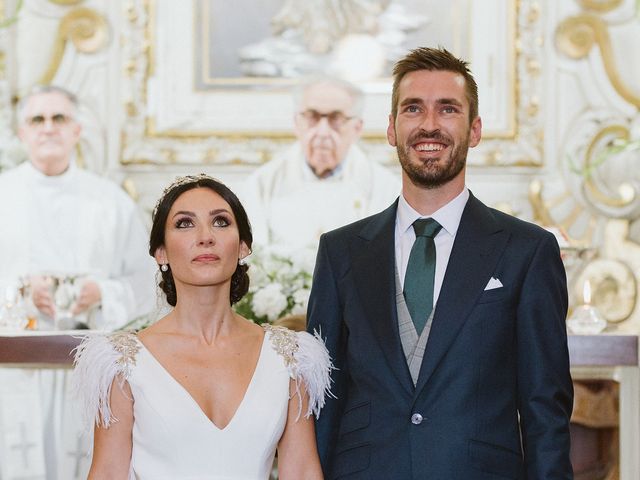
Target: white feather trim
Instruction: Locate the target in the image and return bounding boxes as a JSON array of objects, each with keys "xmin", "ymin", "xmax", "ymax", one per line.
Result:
[
  {"xmin": 291, "ymin": 329, "xmax": 335, "ymax": 420},
  {"xmin": 72, "ymin": 332, "xmax": 139, "ymax": 429}
]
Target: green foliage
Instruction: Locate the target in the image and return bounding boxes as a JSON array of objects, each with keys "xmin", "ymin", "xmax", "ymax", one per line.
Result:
[
  {"xmin": 0, "ymin": 0, "xmax": 23, "ymax": 29},
  {"xmin": 569, "ymin": 137, "xmax": 640, "ymax": 180}
]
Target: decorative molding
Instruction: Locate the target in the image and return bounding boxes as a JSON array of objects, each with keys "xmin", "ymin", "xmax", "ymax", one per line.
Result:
[
  {"xmin": 0, "ymin": 0, "xmax": 17, "ymax": 168},
  {"xmin": 556, "ymin": 13, "xmax": 640, "ymax": 108},
  {"xmin": 583, "ymin": 125, "xmax": 636, "ymax": 210},
  {"xmin": 40, "ymin": 6, "xmax": 109, "ymax": 84},
  {"xmin": 561, "ymin": 110, "xmax": 640, "ymax": 224},
  {"xmin": 577, "ymin": 0, "xmax": 624, "ymax": 13},
  {"xmin": 48, "ymin": 0, "xmax": 83, "ymax": 5},
  {"xmin": 120, "ymin": 0, "xmax": 547, "ymax": 167},
  {"xmin": 574, "ymin": 256, "xmax": 637, "ymax": 323}
]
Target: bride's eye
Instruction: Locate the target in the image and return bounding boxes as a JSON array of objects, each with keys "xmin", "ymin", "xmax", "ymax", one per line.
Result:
[
  {"xmin": 175, "ymin": 217, "xmax": 194, "ymax": 228},
  {"xmin": 213, "ymin": 216, "xmax": 230, "ymax": 227}
]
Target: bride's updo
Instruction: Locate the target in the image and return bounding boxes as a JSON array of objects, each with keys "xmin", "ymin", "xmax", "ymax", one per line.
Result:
[{"xmin": 149, "ymin": 174, "xmax": 253, "ymax": 306}]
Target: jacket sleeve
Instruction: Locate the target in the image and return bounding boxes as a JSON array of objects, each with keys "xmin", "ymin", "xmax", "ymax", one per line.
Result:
[
  {"xmin": 516, "ymin": 232, "xmax": 573, "ymax": 478},
  {"xmin": 306, "ymin": 234, "xmax": 348, "ymax": 473}
]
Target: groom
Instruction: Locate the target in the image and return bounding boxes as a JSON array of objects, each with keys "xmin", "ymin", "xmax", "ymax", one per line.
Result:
[{"xmin": 307, "ymin": 47, "xmax": 573, "ymax": 479}]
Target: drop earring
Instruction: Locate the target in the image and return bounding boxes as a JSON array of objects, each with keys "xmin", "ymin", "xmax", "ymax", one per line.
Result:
[{"xmin": 160, "ymin": 264, "xmax": 169, "ymax": 272}]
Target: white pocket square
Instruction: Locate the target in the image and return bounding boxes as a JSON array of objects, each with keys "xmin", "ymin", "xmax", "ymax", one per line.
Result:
[{"xmin": 484, "ymin": 277, "xmax": 503, "ymax": 290}]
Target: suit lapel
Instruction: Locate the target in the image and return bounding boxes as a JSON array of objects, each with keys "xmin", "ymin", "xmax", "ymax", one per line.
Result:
[
  {"xmin": 352, "ymin": 201, "xmax": 414, "ymax": 395},
  {"xmin": 414, "ymin": 194, "xmax": 510, "ymax": 395}
]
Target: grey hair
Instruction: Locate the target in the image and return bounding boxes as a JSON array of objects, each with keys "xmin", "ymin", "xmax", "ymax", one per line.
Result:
[
  {"xmin": 293, "ymin": 76, "xmax": 364, "ymax": 118},
  {"xmin": 16, "ymin": 85, "xmax": 79, "ymax": 125}
]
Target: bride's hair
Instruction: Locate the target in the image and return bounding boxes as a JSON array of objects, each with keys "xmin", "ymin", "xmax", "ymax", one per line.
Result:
[{"xmin": 149, "ymin": 174, "xmax": 253, "ymax": 306}]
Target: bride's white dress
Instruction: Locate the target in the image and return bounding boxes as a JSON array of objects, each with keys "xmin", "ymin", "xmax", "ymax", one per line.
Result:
[{"xmin": 73, "ymin": 325, "xmax": 332, "ymax": 480}]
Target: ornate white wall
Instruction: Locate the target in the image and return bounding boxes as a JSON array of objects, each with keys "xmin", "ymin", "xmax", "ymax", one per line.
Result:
[{"xmin": 1, "ymin": 0, "xmax": 639, "ymax": 329}]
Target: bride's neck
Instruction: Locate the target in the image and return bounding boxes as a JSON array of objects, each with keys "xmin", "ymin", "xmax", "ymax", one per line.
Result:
[{"xmin": 170, "ymin": 286, "xmax": 238, "ymax": 340}]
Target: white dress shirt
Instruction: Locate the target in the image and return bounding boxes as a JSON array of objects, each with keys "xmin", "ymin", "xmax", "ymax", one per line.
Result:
[{"xmin": 395, "ymin": 188, "xmax": 469, "ymax": 307}]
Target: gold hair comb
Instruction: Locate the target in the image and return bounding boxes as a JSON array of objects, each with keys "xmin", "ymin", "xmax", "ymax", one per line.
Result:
[{"xmin": 153, "ymin": 173, "xmax": 220, "ymax": 217}]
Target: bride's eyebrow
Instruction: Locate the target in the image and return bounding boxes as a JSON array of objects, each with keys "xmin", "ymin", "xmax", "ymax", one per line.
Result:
[
  {"xmin": 210, "ymin": 208, "xmax": 231, "ymax": 216},
  {"xmin": 172, "ymin": 210, "xmax": 195, "ymax": 218}
]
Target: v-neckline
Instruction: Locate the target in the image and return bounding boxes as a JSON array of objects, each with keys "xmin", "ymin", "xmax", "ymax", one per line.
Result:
[{"xmin": 137, "ymin": 331, "xmax": 268, "ymax": 431}]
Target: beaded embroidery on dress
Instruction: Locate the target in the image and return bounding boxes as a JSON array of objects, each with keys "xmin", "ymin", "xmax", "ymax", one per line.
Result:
[
  {"xmin": 73, "ymin": 331, "xmax": 140, "ymax": 428},
  {"xmin": 264, "ymin": 324, "xmax": 334, "ymax": 418}
]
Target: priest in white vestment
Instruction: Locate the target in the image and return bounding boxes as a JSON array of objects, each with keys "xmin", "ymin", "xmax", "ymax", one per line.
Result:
[
  {"xmin": 242, "ymin": 77, "xmax": 400, "ymax": 252},
  {"xmin": 0, "ymin": 86, "xmax": 155, "ymax": 480},
  {"xmin": 0, "ymin": 161, "xmax": 155, "ymax": 329}
]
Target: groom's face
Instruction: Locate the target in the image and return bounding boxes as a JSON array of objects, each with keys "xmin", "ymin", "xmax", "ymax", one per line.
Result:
[{"xmin": 387, "ymin": 69, "xmax": 482, "ymax": 189}]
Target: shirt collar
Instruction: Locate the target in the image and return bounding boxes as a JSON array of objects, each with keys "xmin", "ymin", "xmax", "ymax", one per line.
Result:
[
  {"xmin": 397, "ymin": 187, "xmax": 469, "ymax": 236},
  {"xmin": 26, "ymin": 159, "xmax": 76, "ymax": 184}
]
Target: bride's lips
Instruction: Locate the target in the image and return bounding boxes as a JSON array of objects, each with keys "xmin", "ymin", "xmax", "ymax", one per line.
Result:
[{"xmin": 192, "ymin": 254, "xmax": 220, "ymax": 262}]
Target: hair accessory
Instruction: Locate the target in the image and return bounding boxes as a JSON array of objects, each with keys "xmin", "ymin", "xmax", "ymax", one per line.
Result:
[
  {"xmin": 153, "ymin": 173, "xmax": 220, "ymax": 218},
  {"xmin": 160, "ymin": 264, "xmax": 169, "ymax": 272}
]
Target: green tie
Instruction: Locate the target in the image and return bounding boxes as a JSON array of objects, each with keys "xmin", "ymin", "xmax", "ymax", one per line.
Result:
[{"xmin": 403, "ymin": 218, "xmax": 442, "ymax": 335}]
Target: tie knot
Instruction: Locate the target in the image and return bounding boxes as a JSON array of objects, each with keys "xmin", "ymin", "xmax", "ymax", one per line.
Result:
[{"xmin": 413, "ymin": 218, "xmax": 442, "ymax": 238}]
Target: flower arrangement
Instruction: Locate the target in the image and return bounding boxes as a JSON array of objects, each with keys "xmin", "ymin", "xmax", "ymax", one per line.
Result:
[{"xmin": 234, "ymin": 247, "xmax": 316, "ymax": 325}]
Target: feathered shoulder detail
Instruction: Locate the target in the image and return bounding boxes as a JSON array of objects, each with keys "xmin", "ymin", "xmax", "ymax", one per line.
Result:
[
  {"xmin": 72, "ymin": 332, "xmax": 141, "ymax": 428},
  {"xmin": 263, "ymin": 324, "xmax": 334, "ymax": 419}
]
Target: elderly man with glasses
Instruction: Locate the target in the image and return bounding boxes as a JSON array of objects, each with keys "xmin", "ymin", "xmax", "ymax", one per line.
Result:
[
  {"xmin": 0, "ymin": 85, "xmax": 155, "ymax": 330},
  {"xmin": 0, "ymin": 85, "xmax": 155, "ymax": 479},
  {"xmin": 242, "ymin": 77, "xmax": 400, "ymax": 252}
]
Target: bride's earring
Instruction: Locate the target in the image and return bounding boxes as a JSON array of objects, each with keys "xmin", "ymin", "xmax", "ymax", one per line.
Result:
[
  {"xmin": 160, "ymin": 264, "xmax": 169, "ymax": 272},
  {"xmin": 238, "ymin": 257, "xmax": 246, "ymax": 266}
]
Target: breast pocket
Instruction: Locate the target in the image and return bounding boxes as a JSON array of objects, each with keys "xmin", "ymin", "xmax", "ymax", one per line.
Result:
[{"xmin": 476, "ymin": 286, "xmax": 510, "ymax": 304}]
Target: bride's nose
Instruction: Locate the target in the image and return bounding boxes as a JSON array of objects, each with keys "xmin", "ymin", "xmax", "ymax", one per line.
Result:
[{"xmin": 197, "ymin": 227, "xmax": 215, "ymax": 246}]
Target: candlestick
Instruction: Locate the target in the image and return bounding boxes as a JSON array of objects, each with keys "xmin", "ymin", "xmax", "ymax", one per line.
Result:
[{"xmin": 567, "ymin": 280, "xmax": 607, "ymax": 334}]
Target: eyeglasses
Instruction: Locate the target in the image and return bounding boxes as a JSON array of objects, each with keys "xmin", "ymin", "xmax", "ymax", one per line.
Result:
[
  {"xmin": 297, "ymin": 109, "xmax": 355, "ymax": 130},
  {"xmin": 26, "ymin": 113, "xmax": 73, "ymax": 128}
]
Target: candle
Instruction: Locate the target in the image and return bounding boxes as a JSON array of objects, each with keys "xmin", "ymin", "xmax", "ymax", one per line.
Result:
[
  {"xmin": 567, "ymin": 279, "xmax": 606, "ymax": 334},
  {"xmin": 583, "ymin": 280, "xmax": 591, "ymax": 305}
]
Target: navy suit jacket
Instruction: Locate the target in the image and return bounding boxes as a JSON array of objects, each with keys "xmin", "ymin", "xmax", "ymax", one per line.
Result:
[{"xmin": 307, "ymin": 193, "xmax": 573, "ymax": 479}]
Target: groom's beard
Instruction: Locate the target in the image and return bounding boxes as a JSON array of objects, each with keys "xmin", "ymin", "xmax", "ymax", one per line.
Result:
[{"xmin": 397, "ymin": 128, "xmax": 469, "ymax": 189}]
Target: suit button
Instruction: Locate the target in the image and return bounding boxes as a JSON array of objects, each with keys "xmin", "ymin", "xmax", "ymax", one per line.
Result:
[{"xmin": 411, "ymin": 413, "xmax": 423, "ymax": 425}]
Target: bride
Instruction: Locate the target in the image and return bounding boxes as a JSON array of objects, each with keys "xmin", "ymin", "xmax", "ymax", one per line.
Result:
[{"xmin": 73, "ymin": 174, "xmax": 331, "ymax": 479}]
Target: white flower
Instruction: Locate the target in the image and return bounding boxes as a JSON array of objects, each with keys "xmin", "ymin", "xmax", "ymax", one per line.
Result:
[
  {"xmin": 289, "ymin": 247, "xmax": 317, "ymax": 274},
  {"xmin": 292, "ymin": 288, "xmax": 310, "ymax": 309},
  {"xmin": 247, "ymin": 262, "xmax": 269, "ymax": 289},
  {"xmin": 234, "ymin": 248, "xmax": 314, "ymax": 323},
  {"xmin": 276, "ymin": 261, "xmax": 295, "ymax": 281},
  {"xmin": 291, "ymin": 287, "xmax": 310, "ymax": 315},
  {"xmin": 251, "ymin": 283, "xmax": 288, "ymax": 321}
]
